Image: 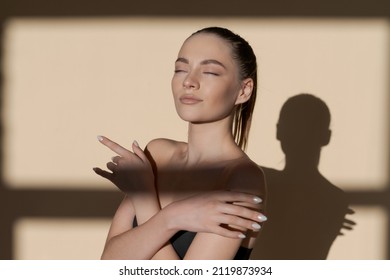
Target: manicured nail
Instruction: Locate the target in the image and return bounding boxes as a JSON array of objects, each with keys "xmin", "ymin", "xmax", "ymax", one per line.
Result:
[
  {"xmin": 252, "ymin": 223, "xmax": 261, "ymax": 230},
  {"xmin": 238, "ymin": 233, "xmax": 246, "ymax": 239},
  {"xmin": 253, "ymin": 196, "xmax": 262, "ymax": 204},
  {"xmin": 133, "ymin": 140, "xmax": 139, "ymax": 147},
  {"xmin": 258, "ymin": 214, "xmax": 268, "ymax": 222},
  {"xmin": 97, "ymin": 135, "xmax": 103, "ymax": 142}
]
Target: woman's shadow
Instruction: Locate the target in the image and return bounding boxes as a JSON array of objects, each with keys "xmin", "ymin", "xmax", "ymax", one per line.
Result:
[{"xmin": 251, "ymin": 93, "xmax": 354, "ymax": 259}]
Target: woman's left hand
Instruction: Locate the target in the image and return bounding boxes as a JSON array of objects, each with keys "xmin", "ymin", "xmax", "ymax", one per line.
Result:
[{"xmin": 93, "ymin": 136, "xmax": 155, "ymax": 194}]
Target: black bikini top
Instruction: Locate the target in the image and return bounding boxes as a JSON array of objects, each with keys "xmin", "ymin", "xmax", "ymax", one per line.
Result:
[
  {"xmin": 170, "ymin": 230, "xmax": 252, "ymax": 260},
  {"xmin": 133, "ymin": 218, "xmax": 251, "ymax": 259}
]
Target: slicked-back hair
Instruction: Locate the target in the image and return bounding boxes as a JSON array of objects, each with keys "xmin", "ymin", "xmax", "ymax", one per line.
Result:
[{"xmin": 191, "ymin": 27, "xmax": 258, "ymax": 150}]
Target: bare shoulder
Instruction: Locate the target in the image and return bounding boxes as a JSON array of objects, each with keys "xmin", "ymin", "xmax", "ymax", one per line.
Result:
[
  {"xmin": 145, "ymin": 138, "xmax": 186, "ymax": 166},
  {"xmin": 146, "ymin": 138, "xmax": 179, "ymax": 153},
  {"xmin": 225, "ymin": 157, "xmax": 266, "ymax": 197}
]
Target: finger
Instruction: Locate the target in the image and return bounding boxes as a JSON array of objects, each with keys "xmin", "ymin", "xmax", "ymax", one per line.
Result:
[
  {"xmin": 219, "ymin": 203, "xmax": 267, "ymax": 223},
  {"xmin": 214, "ymin": 191, "xmax": 263, "ymax": 205},
  {"xmin": 106, "ymin": 162, "xmax": 117, "ymax": 172},
  {"xmin": 131, "ymin": 140, "xmax": 148, "ymax": 162},
  {"xmin": 97, "ymin": 135, "xmax": 132, "ymax": 157},
  {"xmin": 111, "ymin": 156, "xmax": 121, "ymax": 164},
  {"xmin": 93, "ymin": 167, "xmax": 113, "ymax": 181},
  {"xmin": 218, "ymin": 214, "xmax": 262, "ymax": 232},
  {"xmin": 211, "ymin": 226, "xmax": 247, "ymax": 239}
]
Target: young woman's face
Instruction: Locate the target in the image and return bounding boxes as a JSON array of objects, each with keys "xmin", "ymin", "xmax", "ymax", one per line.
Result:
[{"xmin": 171, "ymin": 33, "xmax": 242, "ymax": 124}]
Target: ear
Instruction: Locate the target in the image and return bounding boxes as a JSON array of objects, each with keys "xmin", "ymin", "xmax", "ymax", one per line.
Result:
[{"xmin": 235, "ymin": 78, "xmax": 254, "ymax": 105}]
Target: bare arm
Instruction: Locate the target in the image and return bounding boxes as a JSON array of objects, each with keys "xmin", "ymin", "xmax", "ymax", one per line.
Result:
[
  {"xmin": 100, "ymin": 195, "xmax": 179, "ymax": 260},
  {"xmin": 94, "ymin": 136, "xmax": 180, "ymax": 259},
  {"xmin": 100, "ymin": 190, "xmax": 263, "ymax": 260},
  {"xmin": 183, "ymin": 163, "xmax": 266, "ymax": 259},
  {"xmin": 95, "ymin": 137, "xmax": 266, "ymax": 259}
]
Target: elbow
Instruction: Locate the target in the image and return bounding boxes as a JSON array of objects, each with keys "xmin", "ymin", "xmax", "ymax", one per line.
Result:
[
  {"xmin": 100, "ymin": 248, "xmax": 111, "ymax": 260},
  {"xmin": 101, "ymin": 247, "xmax": 113, "ymax": 260},
  {"xmin": 101, "ymin": 247, "xmax": 120, "ymax": 260},
  {"xmin": 100, "ymin": 253, "xmax": 111, "ymax": 260},
  {"xmin": 100, "ymin": 238, "xmax": 116, "ymax": 260}
]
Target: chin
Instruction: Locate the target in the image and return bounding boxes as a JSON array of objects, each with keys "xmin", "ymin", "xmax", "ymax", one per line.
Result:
[
  {"xmin": 176, "ymin": 111, "xmax": 203, "ymax": 123},
  {"xmin": 175, "ymin": 105, "xmax": 231, "ymax": 124}
]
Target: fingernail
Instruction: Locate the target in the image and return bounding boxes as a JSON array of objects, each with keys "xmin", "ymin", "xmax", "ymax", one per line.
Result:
[
  {"xmin": 97, "ymin": 135, "xmax": 103, "ymax": 142},
  {"xmin": 238, "ymin": 233, "xmax": 246, "ymax": 239},
  {"xmin": 252, "ymin": 223, "xmax": 261, "ymax": 230},
  {"xmin": 258, "ymin": 214, "xmax": 268, "ymax": 222},
  {"xmin": 133, "ymin": 140, "xmax": 139, "ymax": 147},
  {"xmin": 253, "ymin": 196, "xmax": 262, "ymax": 204}
]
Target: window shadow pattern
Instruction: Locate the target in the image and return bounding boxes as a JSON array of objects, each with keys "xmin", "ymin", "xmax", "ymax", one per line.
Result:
[{"xmin": 0, "ymin": 1, "xmax": 390, "ymax": 260}]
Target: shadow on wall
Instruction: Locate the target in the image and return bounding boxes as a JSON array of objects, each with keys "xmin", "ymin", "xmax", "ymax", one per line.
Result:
[{"xmin": 251, "ymin": 94, "xmax": 355, "ymax": 259}]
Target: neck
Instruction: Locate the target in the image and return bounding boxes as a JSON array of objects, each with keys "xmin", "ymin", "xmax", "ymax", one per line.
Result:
[{"xmin": 184, "ymin": 117, "xmax": 241, "ymax": 165}]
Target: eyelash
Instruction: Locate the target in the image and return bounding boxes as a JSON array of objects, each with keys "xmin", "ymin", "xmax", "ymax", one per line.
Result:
[
  {"xmin": 204, "ymin": 72, "xmax": 219, "ymax": 76},
  {"xmin": 174, "ymin": 69, "xmax": 219, "ymax": 76}
]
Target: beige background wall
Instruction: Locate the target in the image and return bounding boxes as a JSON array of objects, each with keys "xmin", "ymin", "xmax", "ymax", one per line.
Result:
[{"xmin": 2, "ymin": 18, "xmax": 389, "ymax": 259}]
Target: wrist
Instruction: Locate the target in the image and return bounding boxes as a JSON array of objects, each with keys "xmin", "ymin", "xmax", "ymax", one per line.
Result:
[
  {"xmin": 126, "ymin": 181, "xmax": 157, "ymax": 202},
  {"xmin": 160, "ymin": 202, "xmax": 181, "ymax": 232},
  {"xmin": 131, "ymin": 193, "xmax": 160, "ymax": 225}
]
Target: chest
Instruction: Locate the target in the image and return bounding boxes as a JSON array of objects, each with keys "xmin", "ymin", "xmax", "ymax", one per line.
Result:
[{"xmin": 156, "ymin": 166, "xmax": 228, "ymax": 208}]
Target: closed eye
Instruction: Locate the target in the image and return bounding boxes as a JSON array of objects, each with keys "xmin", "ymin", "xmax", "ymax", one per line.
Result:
[
  {"xmin": 174, "ymin": 69, "xmax": 187, "ymax": 73},
  {"xmin": 203, "ymin": 72, "xmax": 220, "ymax": 76}
]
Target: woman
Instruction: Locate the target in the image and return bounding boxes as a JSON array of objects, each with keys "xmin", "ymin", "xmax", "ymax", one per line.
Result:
[{"xmin": 94, "ymin": 27, "xmax": 267, "ymax": 259}]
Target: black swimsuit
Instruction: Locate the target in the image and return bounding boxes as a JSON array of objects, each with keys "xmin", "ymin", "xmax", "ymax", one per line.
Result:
[
  {"xmin": 133, "ymin": 218, "xmax": 252, "ymax": 259},
  {"xmin": 170, "ymin": 230, "xmax": 252, "ymax": 260}
]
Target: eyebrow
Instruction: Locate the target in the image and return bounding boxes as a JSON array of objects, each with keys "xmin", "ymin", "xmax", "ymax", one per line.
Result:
[{"xmin": 175, "ymin": 57, "xmax": 227, "ymax": 69}]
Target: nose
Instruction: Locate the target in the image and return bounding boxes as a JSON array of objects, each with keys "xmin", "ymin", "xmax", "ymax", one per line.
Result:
[{"xmin": 183, "ymin": 71, "xmax": 200, "ymax": 90}]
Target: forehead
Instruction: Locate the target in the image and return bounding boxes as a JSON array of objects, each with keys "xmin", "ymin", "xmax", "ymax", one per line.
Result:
[{"xmin": 178, "ymin": 33, "xmax": 234, "ymax": 63}]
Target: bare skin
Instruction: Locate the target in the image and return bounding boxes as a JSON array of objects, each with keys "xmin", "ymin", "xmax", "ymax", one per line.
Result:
[
  {"xmin": 94, "ymin": 137, "xmax": 265, "ymax": 259},
  {"xmin": 94, "ymin": 32, "xmax": 266, "ymax": 259}
]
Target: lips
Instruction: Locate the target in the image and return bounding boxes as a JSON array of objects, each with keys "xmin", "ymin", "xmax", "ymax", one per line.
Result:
[{"xmin": 179, "ymin": 95, "xmax": 203, "ymax": 105}]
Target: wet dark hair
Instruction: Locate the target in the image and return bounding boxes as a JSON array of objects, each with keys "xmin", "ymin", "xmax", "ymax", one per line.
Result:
[{"xmin": 191, "ymin": 27, "xmax": 258, "ymax": 150}]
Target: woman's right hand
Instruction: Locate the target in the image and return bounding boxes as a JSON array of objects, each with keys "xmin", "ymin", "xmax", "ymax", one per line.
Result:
[
  {"xmin": 93, "ymin": 136, "xmax": 155, "ymax": 195},
  {"xmin": 163, "ymin": 191, "xmax": 267, "ymax": 239}
]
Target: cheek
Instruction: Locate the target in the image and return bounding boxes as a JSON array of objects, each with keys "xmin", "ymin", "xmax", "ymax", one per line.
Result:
[
  {"xmin": 207, "ymin": 87, "xmax": 238, "ymax": 115},
  {"xmin": 218, "ymin": 84, "xmax": 240, "ymax": 105}
]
